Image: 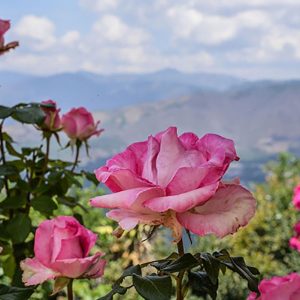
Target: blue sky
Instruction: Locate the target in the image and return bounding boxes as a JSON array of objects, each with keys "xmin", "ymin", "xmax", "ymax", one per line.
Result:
[{"xmin": 1, "ymin": 0, "xmax": 300, "ymax": 79}]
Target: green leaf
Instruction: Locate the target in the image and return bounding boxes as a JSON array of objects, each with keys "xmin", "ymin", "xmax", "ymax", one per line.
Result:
[
  {"xmin": 2, "ymin": 254, "xmax": 16, "ymax": 279},
  {"xmin": 159, "ymin": 253, "xmax": 199, "ymax": 273},
  {"xmin": 0, "ymin": 106, "xmax": 14, "ymax": 119},
  {"xmin": 0, "ymin": 284, "xmax": 34, "ymax": 300},
  {"xmin": 12, "ymin": 105, "xmax": 45, "ymax": 125},
  {"xmin": 5, "ymin": 214, "xmax": 32, "ymax": 244},
  {"xmin": 31, "ymin": 196, "xmax": 57, "ymax": 215},
  {"xmin": 133, "ymin": 274, "xmax": 172, "ymax": 300},
  {"xmin": 0, "ymin": 196, "xmax": 26, "ymax": 209},
  {"xmin": 0, "ymin": 165, "xmax": 18, "ymax": 176},
  {"xmin": 188, "ymin": 271, "xmax": 218, "ymax": 300},
  {"xmin": 5, "ymin": 142, "xmax": 22, "ymax": 158},
  {"xmin": 201, "ymin": 253, "xmax": 220, "ymax": 285}
]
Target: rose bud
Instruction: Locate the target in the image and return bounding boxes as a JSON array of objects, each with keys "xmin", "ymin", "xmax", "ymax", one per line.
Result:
[
  {"xmin": 61, "ymin": 107, "xmax": 103, "ymax": 142},
  {"xmin": 20, "ymin": 216, "xmax": 106, "ymax": 286},
  {"xmin": 40, "ymin": 100, "xmax": 61, "ymax": 132}
]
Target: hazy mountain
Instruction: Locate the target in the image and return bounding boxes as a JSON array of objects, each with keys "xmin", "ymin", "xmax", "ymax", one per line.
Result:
[{"xmin": 0, "ymin": 69, "xmax": 244, "ymax": 110}]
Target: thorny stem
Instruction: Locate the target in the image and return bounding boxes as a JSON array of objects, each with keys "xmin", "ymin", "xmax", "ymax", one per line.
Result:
[
  {"xmin": 0, "ymin": 120, "xmax": 10, "ymax": 198},
  {"xmin": 176, "ymin": 239, "xmax": 185, "ymax": 300},
  {"xmin": 67, "ymin": 279, "xmax": 73, "ymax": 300},
  {"xmin": 71, "ymin": 142, "xmax": 80, "ymax": 172}
]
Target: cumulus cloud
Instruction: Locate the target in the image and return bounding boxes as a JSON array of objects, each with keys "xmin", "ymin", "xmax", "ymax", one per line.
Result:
[
  {"xmin": 92, "ymin": 15, "xmax": 149, "ymax": 45},
  {"xmin": 1, "ymin": 1, "xmax": 300, "ymax": 78},
  {"xmin": 79, "ymin": 0, "xmax": 119, "ymax": 12},
  {"xmin": 167, "ymin": 6, "xmax": 271, "ymax": 45},
  {"xmin": 14, "ymin": 15, "xmax": 56, "ymax": 51}
]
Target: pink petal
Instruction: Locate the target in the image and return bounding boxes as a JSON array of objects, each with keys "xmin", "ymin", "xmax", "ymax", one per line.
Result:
[
  {"xmin": 95, "ymin": 167, "xmax": 152, "ymax": 193},
  {"xmin": 290, "ymin": 237, "xmax": 300, "ymax": 252},
  {"xmin": 156, "ymin": 127, "xmax": 185, "ymax": 187},
  {"xmin": 107, "ymin": 208, "xmax": 166, "ymax": 230},
  {"xmin": 20, "ymin": 257, "xmax": 59, "ymax": 286},
  {"xmin": 179, "ymin": 132, "xmax": 199, "ymax": 150},
  {"xmin": 0, "ymin": 20, "xmax": 10, "ymax": 36},
  {"xmin": 83, "ymin": 254, "xmax": 106, "ymax": 278},
  {"xmin": 166, "ymin": 166, "xmax": 212, "ymax": 195},
  {"xmin": 61, "ymin": 114, "xmax": 77, "ymax": 139},
  {"xmin": 52, "ymin": 252, "xmax": 105, "ymax": 278},
  {"xmin": 34, "ymin": 220, "xmax": 55, "ymax": 268},
  {"xmin": 144, "ymin": 182, "xmax": 219, "ymax": 213},
  {"xmin": 90, "ymin": 187, "xmax": 165, "ymax": 210},
  {"xmin": 177, "ymin": 184, "xmax": 256, "ymax": 237}
]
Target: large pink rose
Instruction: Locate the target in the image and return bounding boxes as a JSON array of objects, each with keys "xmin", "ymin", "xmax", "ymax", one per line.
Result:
[
  {"xmin": 0, "ymin": 19, "xmax": 18, "ymax": 55},
  {"xmin": 61, "ymin": 107, "xmax": 103, "ymax": 141},
  {"xmin": 90, "ymin": 127, "xmax": 256, "ymax": 241},
  {"xmin": 293, "ymin": 185, "xmax": 300, "ymax": 210},
  {"xmin": 247, "ymin": 273, "xmax": 300, "ymax": 300},
  {"xmin": 40, "ymin": 100, "xmax": 61, "ymax": 132},
  {"xmin": 20, "ymin": 216, "xmax": 106, "ymax": 286},
  {"xmin": 289, "ymin": 221, "xmax": 300, "ymax": 252}
]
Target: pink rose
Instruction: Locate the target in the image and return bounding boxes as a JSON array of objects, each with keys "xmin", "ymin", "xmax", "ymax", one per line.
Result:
[
  {"xmin": 90, "ymin": 127, "xmax": 256, "ymax": 241},
  {"xmin": 293, "ymin": 185, "xmax": 300, "ymax": 210},
  {"xmin": 61, "ymin": 107, "xmax": 103, "ymax": 141},
  {"xmin": 40, "ymin": 100, "xmax": 61, "ymax": 132},
  {"xmin": 247, "ymin": 273, "xmax": 300, "ymax": 300},
  {"xmin": 289, "ymin": 221, "xmax": 300, "ymax": 252},
  {"xmin": 20, "ymin": 216, "xmax": 106, "ymax": 286},
  {"xmin": 0, "ymin": 19, "xmax": 19, "ymax": 55}
]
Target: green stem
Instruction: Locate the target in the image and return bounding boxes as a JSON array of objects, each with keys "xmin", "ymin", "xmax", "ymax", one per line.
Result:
[
  {"xmin": 176, "ymin": 239, "xmax": 185, "ymax": 300},
  {"xmin": 45, "ymin": 135, "xmax": 50, "ymax": 169},
  {"xmin": 0, "ymin": 120, "xmax": 10, "ymax": 197},
  {"xmin": 67, "ymin": 279, "xmax": 73, "ymax": 300},
  {"xmin": 71, "ymin": 142, "xmax": 80, "ymax": 172}
]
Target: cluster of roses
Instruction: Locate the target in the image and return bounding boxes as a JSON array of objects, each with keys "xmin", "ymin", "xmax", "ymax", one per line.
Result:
[{"xmin": 40, "ymin": 100, "xmax": 103, "ymax": 142}]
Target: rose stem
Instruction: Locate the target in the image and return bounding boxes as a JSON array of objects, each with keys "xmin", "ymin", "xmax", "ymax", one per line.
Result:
[
  {"xmin": 71, "ymin": 142, "xmax": 80, "ymax": 172},
  {"xmin": 176, "ymin": 239, "xmax": 185, "ymax": 300},
  {"xmin": 67, "ymin": 279, "xmax": 74, "ymax": 300}
]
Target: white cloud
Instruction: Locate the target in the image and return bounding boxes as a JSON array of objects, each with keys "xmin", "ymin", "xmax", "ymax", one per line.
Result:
[
  {"xmin": 14, "ymin": 15, "xmax": 56, "ymax": 51},
  {"xmin": 79, "ymin": 0, "xmax": 119, "ymax": 12},
  {"xmin": 61, "ymin": 31, "xmax": 80, "ymax": 46},
  {"xmin": 167, "ymin": 6, "xmax": 271, "ymax": 45},
  {"xmin": 92, "ymin": 15, "xmax": 149, "ymax": 45}
]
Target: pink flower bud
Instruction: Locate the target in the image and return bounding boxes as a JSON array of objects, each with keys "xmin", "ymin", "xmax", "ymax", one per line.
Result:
[{"xmin": 40, "ymin": 100, "xmax": 61, "ymax": 132}]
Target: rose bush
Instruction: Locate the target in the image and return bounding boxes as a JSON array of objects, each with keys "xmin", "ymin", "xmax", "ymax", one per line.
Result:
[
  {"xmin": 20, "ymin": 216, "xmax": 106, "ymax": 286},
  {"xmin": 290, "ymin": 221, "xmax": 300, "ymax": 252},
  {"xmin": 40, "ymin": 100, "xmax": 61, "ymax": 132},
  {"xmin": 91, "ymin": 127, "xmax": 256, "ymax": 241},
  {"xmin": 62, "ymin": 107, "xmax": 103, "ymax": 142},
  {"xmin": 247, "ymin": 273, "xmax": 300, "ymax": 300}
]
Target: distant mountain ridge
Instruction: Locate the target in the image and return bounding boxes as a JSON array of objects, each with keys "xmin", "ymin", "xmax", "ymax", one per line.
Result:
[{"xmin": 0, "ymin": 69, "xmax": 245, "ymax": 110}]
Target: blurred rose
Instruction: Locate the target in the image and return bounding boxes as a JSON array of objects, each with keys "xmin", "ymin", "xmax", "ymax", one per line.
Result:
[
  {"xmin": 293, "ymin": 185, "xmax": 300, "ymax": 210},
  {"xmin": 40, "ymin": 100, "xmax": 61, "ymax": 132},
  {"xmin": 21, "ymin": 216, "xmax": 106, "ymax": 286},
  {"xmin": 0, "ymin": 19, "xmax": 19, "ymax": 55},
  {"xmin": 247, "ymin": 273, "xmax": 300, "ymax": 300},
  {"xmin": 62, "ymin": 107, "xmax": 103, "ymax": 141},
  {"xmin": 91, "ymin": 127, "xmax": 256, "ymax": 241},
  {"xmin": 289, "ymin": 221, "xmax": 300, "ymax": 252}
]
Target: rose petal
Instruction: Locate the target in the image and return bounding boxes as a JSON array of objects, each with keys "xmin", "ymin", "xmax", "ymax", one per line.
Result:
[
  {"xmin": 20, "ymin": 257, "xmax": 59, "ymax": 286},
  {"xmin": 177, "ymin": 184, "xmax": 256, "ymax": 237},
  {"xmin": 179, "ymin": 132, "xmax": 199, "ymax": 150},
  {"xmin": 107, "ymin": 208, "xmax": 166, "ymax": 230},
  {"xmin": 90, "ymin": 187, "xmax": 165, "ymax": 210},
  {"xmin": 34, "ymin": 220, "xmax": 55, "ymax": 268},
  {"xmin": 144, "ymin": 182, "xmax": 218, "ymax": 213},
  {"xmin": 95, "ymin": 167, "xmax": 153, "ymax": 192},
  {"xmin": 52, "ymin": 252, "xmax": 105, "ymax": 278}
]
